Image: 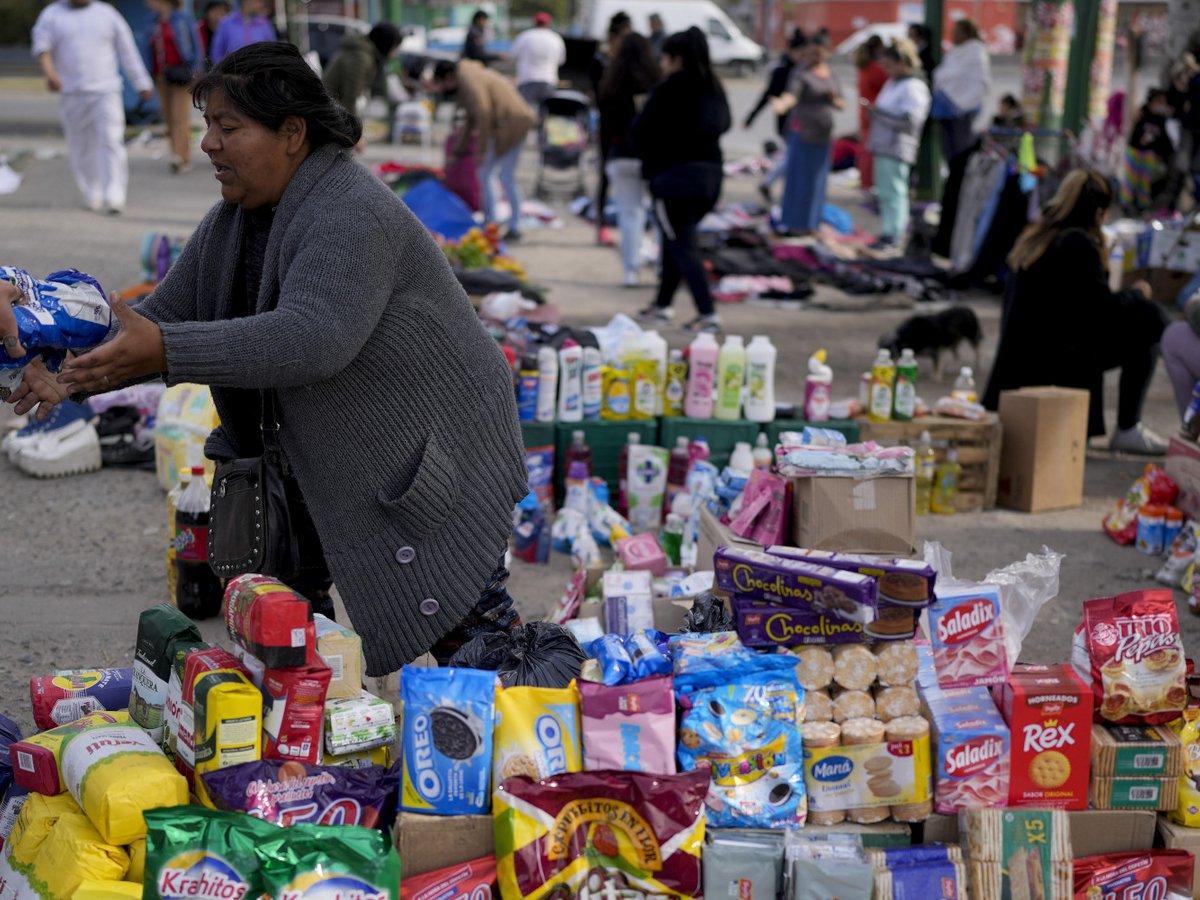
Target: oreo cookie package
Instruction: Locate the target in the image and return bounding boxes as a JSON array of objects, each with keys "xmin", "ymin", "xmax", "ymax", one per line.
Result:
[{"xmin": 401, "ymin": 667, "xmax": 496, "ymax": 815}]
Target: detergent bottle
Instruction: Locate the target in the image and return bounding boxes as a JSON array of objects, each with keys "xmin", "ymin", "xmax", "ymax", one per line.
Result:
[
  {"xmin": 663, "ymin": 349, "xmax": 687, "ymax": 417},
  {"xmin": 867, "ymin": 349, "xmax": 895, "ymax": 423},
  {"xmin": 581, "ymin": 347, "xmax": 603, "ymax": 420},
  {"xmin": 744, "ymin": 336, "xmax": 777, "ymax": 423},
  {"xmin": 914, "ymin": 430, "xmax": 936, "ymax": 515},
  {"xmin": 535, "ymin": 345, "xmax": 557, "ymax": 423},
  {"xmin": 930, "ymin": 447, "xmax": 961, "ymax": 515},
  {"xmin": 893, "ymin": 349, "xmax": 918, "ymax": 422},
  {"xmin": 557, "ymin": 340, "xmax": 583, "ymax": 423},
  {"xmin": 715, "ymin": 335, "xmax": 746, "ymax": 421},
  {"xmin": 804, "ymin": 349, "xmax": 833, "ymax": 422},
  {"xmin": 684, "ymin": 332, "xmax": 719, "ymax": 418}
]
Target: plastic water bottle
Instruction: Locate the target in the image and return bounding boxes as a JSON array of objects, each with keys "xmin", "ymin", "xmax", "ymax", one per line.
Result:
[
  {"xmin": 952, "ymin": 367, "xmax": 977, "ymax": 404},
  {"xmin": 174, "ymin": 466, "xmax": 222, "ymax": 619},
  {"xmin": 893, "ymin": 349, "xmax": 918, "ymax": 421},
  {"xmin": 915, "ymin": 430, "xmax": 936, "ymax": 515},
  {"xmin": 930, "ymin": 447, "xmax": 961, "ymax": 515}
]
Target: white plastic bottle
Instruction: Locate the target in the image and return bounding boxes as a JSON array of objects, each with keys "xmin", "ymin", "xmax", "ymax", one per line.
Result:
[
  {"xmin": 581, "ymin": 346, "xmax": 603, "ymax": 420},
  {"xmin": 952, "ymin": 366, "xmax": 978, "ymax": 404},
  {"xmin": 752, "ymin": 433, "xmax": 773, "ymax": 470},
  {"xmin": 805, "ymin": 350, "xmax": 833, "ymax": 422},
  {"xmin": 535, "ymin": 345, "xmax": 557, "ymax": 423},
  {"xmin": 715, "ymin": 335, "xmax": 747, "ymax": 421},
  {"xmin": 643, "ymin": 331, "xmax": 669, "ymax": 416},
  {"xmin": 729, "ymin": 441, "xmax": 754, "ymax": 474},
  {"xmin": 684, "ymin": 332, "xmax": 719, "ymax": 418},
  {"xmin": 557, "ymin": 340, "xmax": 583, "ymax": 422},
  {"xmin": 744, "ymin": 335, "xmax": 777, "ymax": 423}
]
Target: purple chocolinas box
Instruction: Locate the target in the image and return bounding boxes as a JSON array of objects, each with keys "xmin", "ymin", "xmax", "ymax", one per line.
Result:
[
  {"xmin": 714, "ymin": 546, "xmax": 878, "ymax": 626},
  {"xmin": 732, "ymin": 596, "xmax": 870, "ymax": 647},
  {"xmin": 766, "ymin": 546, "xmax": 937, "ymax": 609}
]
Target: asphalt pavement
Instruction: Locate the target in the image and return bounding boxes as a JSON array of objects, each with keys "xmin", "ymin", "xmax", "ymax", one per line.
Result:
[{"xmin": 0, "ymin": 69, "xmax": 1191, "ymax": 736}]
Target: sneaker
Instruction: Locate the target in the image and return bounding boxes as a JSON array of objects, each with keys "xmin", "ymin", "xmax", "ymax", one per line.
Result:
[
  {"xmin": 869, "ymin": 235, "xmax": 897, "ymax": 251},
  {"xmin": 1110, "ymin": 422, "xmax": 1169, "ymax": 456},
  {"xmin": 623, "ymin": 271, "xmax": 640, "ymax": 288},
  {"xmin": 106, "ymin": 206, "xmax": 123, "ymax": 216},
  {"xmin": 682, "ymin": 314, "xmax": 722, "ymax": 333},
  {"xmin": 2, "ymin": 399, "xmax": 96, "ymax": 464},
  {"xmin": 95, "ymin": 405, "xmax": 141, "ymax": 440},
  {"xmin": 637, "ymin": 305, "xmax": 674, "ymax": 324},
  {"xmin": 503, "ymin": 229, "xmax": 522, "ymax": 243},
  {"xmin": 758, "ymin": 183, "xmax": 772, "ymax": 206},
  {"xmin": 17, "ymin": 421, "xmax": 102, "ymax": 478},
  {"xmin": 100, "ymin": 432, "xmax": 156, "ymax": 469},
  {"xmin": 598, "ymin": 226, "xmax": 615, "ymax": 247}
]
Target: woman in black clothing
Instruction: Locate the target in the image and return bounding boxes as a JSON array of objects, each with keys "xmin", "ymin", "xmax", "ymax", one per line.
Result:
[
  {"xmin": 983, "ymin": 170, "xmax": 1169, "ymax": 455},
  {"xmin": 591, "ymin": 12, "xmax": 633, "ymax": 247},
  {"xmin": 631, "ymin": 27, "xmax": 731, "ymax": 333}
]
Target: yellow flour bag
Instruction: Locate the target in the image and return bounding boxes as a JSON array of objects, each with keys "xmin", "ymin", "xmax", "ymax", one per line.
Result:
[
  {"xmin": 59, "ymin": 720, "xmax": 188, "ymax": 845},
  {"xmin": 125, "ymin": 839, "xmax": 145, "ymax": 885},
  {"xmin": 26, "ymin": 811, "xmax": 128, "ymax": 900},
  {"xmin": 74, "ymin": 882, "xmax": 143, "ymax": 900},
  {"xmin": 7, "ymin": 792, "xmax": 82, "ymax": 867},
  {"xmin": 190, "ymin": 670, "xmax": 262, "ymax": 808}
]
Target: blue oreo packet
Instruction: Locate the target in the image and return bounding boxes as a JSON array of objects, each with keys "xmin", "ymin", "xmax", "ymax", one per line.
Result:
[
  {"xmin": 594, "ymin": 629, "xmax": 672, "ymax": 686},
  {"xmin": 400, "ymin": 667, "xmax": 497, "ymax": 815}
]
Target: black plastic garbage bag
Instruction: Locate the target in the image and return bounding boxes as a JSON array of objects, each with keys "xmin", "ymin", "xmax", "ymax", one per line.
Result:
[
  {"xmin": 449, "ymin": 622, "xmax": 587, "ymax": 689},
  {"xmin": 679, "ymin": 592, "xmax": 734, "ymax": 634}
]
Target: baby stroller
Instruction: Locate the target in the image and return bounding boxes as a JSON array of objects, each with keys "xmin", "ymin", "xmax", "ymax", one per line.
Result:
[{"xmin": 534, "ymin": 90, "xmax": 591, "ymax": 201}]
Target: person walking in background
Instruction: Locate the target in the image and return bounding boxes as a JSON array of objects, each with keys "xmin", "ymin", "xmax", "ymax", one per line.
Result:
[
  {"xmin": 773, "ymin": 33, "xmax": 843, "ymax": 235},
  {"xmin": 854, "ymin": 34, "xmax": 887, "ymax": 192},
  {"xmin": 931, "ymin": 18, "xmax": 989, "ymax": 164},
  {"xmin": 648, "ymin": 13, "xmax": 666, "ymax": 56},
  {"xmin": 866, "ymin": 40, "xmax": 930, "ymax": 251},
  {"xmin": 907, "ymin": 24, "xmax": 935, "ymax": 80},
  {"xmin": 462, "ymin": 9, "xmax": 495, "ymax": 64},
  {"xmin": 632, "ymin": 27, "xmax": 731, "ymax": 333},
  {"xmin": 590, "ymin": 12, "xmax": 632, "ymax": 246},
  {"xmin": 1122, "ymin": 88, "xmax": 1176, "ymax": 213},
  {"xmin": 744, "ymin": 29, "xmax": 806, "ymax": 203},
  {"xmin": 209, "ymin": 0, "xmax": 275, "ymax": 64},
  {"xmin": 511, "ymin": 12, "xmax": 566, "ymax": 109},
  {"xmin": 198, "ymin": 0, "xmax": 229, "ymax": 66},
  {"xmin": 324, "ymin": 23, "xmax": 402, "ymax": 116},
  {"xmin": 32, "ymin": 0, "xmax": 154, "ymax": 214},
  {"xmin": 143, "ymin": 0, "xmax": 202, "ymax": 174},
  {"xmin": 598, "ymin": 32, "xmax": 660, "ymax": 287},
  {"xmin": 432, "ymin": 59, "xmax": 536, "ymax": 239}
]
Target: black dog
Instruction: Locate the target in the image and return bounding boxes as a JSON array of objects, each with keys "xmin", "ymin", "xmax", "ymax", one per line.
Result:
[{"xmin": 878, "ymin": 306, "xmax": 983, "ymax": 379}]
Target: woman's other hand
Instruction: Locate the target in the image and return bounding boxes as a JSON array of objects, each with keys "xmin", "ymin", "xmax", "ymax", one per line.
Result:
[
  {"xmin": 9, "ymin": 357, "xmax": 71, "ymax": 419},
  {"xmin": 829, "ymin": 93, "xmax": 846, "ymax": 110},
  {"xmin": 1132, "ymin": 279, "xmax": 1153, "ymax": 300},
  {"xmin": 58, "ymin": 296, "xmax": 167, "ymax": 394},
  {"xmin": 770, "ymin": 92, "xmax": 795, "ymax": 116}
]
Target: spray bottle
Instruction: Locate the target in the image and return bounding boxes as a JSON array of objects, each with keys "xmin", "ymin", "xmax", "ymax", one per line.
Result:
[
  {"xmin": 804, "ymin": 349, "xmax": 833, "ymax": 422},
  {"xmin": 581, "ymin": 346, "xmax": 603, "ymax": 420},
  {"xmin": 557, "ymin": 340, "xmax": 583, "ymax": 422}
]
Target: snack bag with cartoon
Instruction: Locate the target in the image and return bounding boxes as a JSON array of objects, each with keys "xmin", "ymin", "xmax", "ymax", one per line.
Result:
[
  {"xmin": 494, "ymin": 769, "xmax": 707, "ymax": 899},
  {"xmin": 492, "ymin": 683, "xmax": 581, "ymax": 787},
  {"xmin": 1074, "ymin": 591, "xmax": 1187, "ymax": 725},
  {"xmin": 257, "ymin": 822, "xmax": 400, "ymax": 900},
  {"xmin": 1170, "ymin": 708, "xmax": 1200, "ymax": 826},
  {"xmin": 675, "ymin": 653, "xmax": 806, "ymax": 829},
  {"xmin": 142, "ymin": 807, "xmax": 277, "ymax": 900}
]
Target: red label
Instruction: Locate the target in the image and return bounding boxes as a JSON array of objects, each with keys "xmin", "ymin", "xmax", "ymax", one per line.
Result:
[
  {"xmin": 944, "ymin": 736, "xmax": 1005, "ymax": 777},
  {"xmin": 174, "ymin": 524, "xmax": 209, "ymax": 562},
  {"xmin": 936, "ymin": 597, "xmax": 996, "ymax": 645},
  {"xmin": 1004, "ymin": 663, "xmax": 1091, "ymax": 809},
  {"xmin": 887, "ymin": 740, "xmax": 913, "ymax": 757}
]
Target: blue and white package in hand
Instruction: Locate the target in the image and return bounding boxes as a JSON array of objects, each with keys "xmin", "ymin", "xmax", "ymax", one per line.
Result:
[
  {"xmin": 0, "ymin": 267, "xmax": 112, "ymax": 398},
  {"xmin": 594, "ymin": 629, "xmax": 672, "ymax": 685},
  {"xmin": 674, "ymin": 640, "xmax": 807, "ymax": 829}
]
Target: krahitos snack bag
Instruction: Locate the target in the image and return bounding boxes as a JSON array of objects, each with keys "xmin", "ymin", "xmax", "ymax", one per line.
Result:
[
  {"xmin": 495, "ymin": 769, "xmax": 708, "ymax": 899},
  {"xmin": 401, "ymin": 667, "xmax": 496, "ymax": 815},
  {"xmin": 142, "ymin": 806, "xmax": 277, "ymax": 900},
  {"xmin": 30, "ymin": 669, "xmax": 133, "ymax": 731},
  {"xmin": 257, "ymin": 822, "xmax": 400, "ymax": 900}
]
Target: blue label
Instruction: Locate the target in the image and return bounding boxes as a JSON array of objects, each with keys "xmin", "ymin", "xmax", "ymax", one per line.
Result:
[{"xmin": 811, "ymin": 756, "xmax": 854, "ymax": 782}]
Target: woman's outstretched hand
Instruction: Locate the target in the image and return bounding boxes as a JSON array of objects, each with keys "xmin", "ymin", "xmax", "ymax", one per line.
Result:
[{"xmin": 58, "ymin": 295, "xmax": 167, "ymax": 394}]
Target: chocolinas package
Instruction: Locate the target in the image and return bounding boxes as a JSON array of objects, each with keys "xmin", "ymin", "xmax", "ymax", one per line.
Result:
[
  {"xmin": 30, "ymin": 669, "xmax": 133, "ymax": 731},
  {"xmin": 494, "ymin": 769, "xmax": 707, "ymax": 898},
  {"xmin": 401, "ymin": 667, "xmax": 496, "ymax": 815}
]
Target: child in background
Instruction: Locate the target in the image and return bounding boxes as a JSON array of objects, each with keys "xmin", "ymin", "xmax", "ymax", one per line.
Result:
[{"xmin": 1122, "ymin": 88, "xmax": 1176, "ymax": 213}]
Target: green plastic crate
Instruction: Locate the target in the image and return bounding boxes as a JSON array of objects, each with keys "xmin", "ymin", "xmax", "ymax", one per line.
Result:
[
  {"xmin": 764, "ymin": 418, "xmax": 861, "ymax": 448},
  {"xmin": 658, "ymin": 417, "xmax": 763, "ymax": 471},
  {"xmin": 553, "ymin": 419, "xmax": 660, "ymax": 503},
  {"xmin": 520, "ymin": 421, "xmax": 556, "ymax": 451}
]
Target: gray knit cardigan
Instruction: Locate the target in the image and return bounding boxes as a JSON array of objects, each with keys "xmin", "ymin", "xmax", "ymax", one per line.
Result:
[{"xmin": 140, "ymin": 143, "xmax": 529, "ymax": 676}]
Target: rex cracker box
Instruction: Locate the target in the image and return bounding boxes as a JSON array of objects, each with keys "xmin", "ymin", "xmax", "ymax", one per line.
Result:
[
  {"xmin": 996, "ymin": 664, "xmax": 1093, "ymax": 809},
  {"xmin": 927, "ymin": 584, "xmax": 1008, "ymax": 688}
]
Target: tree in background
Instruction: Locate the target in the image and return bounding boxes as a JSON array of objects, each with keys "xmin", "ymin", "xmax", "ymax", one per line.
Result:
[{"xmin": 0, "ymin": 0, "xmax": 45, "ymax": 45}]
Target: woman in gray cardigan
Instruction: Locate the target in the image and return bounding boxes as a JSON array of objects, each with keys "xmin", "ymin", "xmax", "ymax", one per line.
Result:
[{"xmin": 5, "ymin": 43, "xmax": 529, "ymax": 677}]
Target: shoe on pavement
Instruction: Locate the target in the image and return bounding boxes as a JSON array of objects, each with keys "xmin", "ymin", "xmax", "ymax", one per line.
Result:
[
  {"xmin": 1110, "ymin": 422, "xmax": 1169, "ymax": 456},
  {"xmin": 2, "ymin": 399, "xmax": 95, "ymax": 464},
  {"xmin": 100, "ymin": 432, "xmax": 156, "ymax": 469},
  {"xmin": 636, "ymin": 305, "xmax": 674, "ymax": 324},
  {"xmin": 623, "ymin": 271, "xmax": 639, "ymax": 288},
  {"xmin": 598, "ymin": 226, "xmax": 615, "ymax": 247},
  {"xmin": 95, "ymin": 405, "xmax": 141, "ymax": 440},
  {"xmin": 17, "ymin": 421, "xmax": 102, "ymax": 478},
  {"xmin": 682, "ymin": 314, "xmax": 722, "ymax": 333}
]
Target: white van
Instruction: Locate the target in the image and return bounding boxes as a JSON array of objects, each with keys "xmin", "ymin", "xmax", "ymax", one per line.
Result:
[{"xmin": 582, "ymin": 0, "xmax": 765, "ymax": 72}]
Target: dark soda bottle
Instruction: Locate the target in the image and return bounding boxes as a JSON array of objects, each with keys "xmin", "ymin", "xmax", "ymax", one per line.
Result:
[{"xmin": 174, "ymin": 465, "xmax": 223, "ymax": 619}]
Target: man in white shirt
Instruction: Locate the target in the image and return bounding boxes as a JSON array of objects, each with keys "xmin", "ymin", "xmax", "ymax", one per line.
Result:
[
  {"xmin": 32, "ymin": 0, "xmax": 153, "ymax": 214},
  {"xmin": 510, "ymin": 12, "xmax": 566, "ymax": 109}
]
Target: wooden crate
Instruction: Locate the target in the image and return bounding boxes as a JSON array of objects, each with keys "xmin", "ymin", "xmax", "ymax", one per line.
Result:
[{"xmin": 857, "ymin": 414, "xmax": 1003, "ymax": 512}]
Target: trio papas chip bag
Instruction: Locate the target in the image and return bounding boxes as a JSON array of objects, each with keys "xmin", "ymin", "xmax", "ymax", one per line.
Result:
[
  {"xmin": 494, "ymin": 768, "xmax": 708, "ymax": 898},
  {"xmin": 1072, "ymin": 850, "xmax": 1193, "ymax": 900},
  {"xmin": 257, "ymin": 822, "xmax": 400, "ymax": 900},
  {"xmin": 143, "ymin": 807, "xmax": 278, "ymax": 900},
  {"xmin": 60, "ymin": 719, "xmax": 189, "ymax": 845},
  {"xmin": 493, "ymin": 683, "xmax": 581, "ymax": 788}
]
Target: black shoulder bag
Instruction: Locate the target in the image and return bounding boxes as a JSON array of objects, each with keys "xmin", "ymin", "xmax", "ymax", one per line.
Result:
[{"xmin": 206, "ymin": 391, "xmax": 301, "ymax": 582}]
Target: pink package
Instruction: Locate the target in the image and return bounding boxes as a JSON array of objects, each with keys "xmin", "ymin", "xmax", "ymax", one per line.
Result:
[
  {"xmin": 578, "ymin": 675, "xmax": 676, "ymax": 775},
  {"xmin": 730, "ymin": 470, "xmax": 791, "ymax": 546},
  {"xmin": 618, "ymin": 532, "xmax": 668, "ymax": 577},
  {"xmin": 927, "ymin": 584, "xmax": 1008, "ymax": 688}
]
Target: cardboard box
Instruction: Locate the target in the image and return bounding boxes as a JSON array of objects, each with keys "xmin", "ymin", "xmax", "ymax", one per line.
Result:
[
  {"xmin": 1166, "ymin": 436, "xmax": 1200, "ymax": 521},
  {"xmin": 995, "ymin": 663, "xmax": 1093, "ymax": 810},
  {"xmin": 1157, "ymin": 814, "xmax": 1200, "ymax": 899},
  {"xmin": 393, "ymin": 812, "xmax": 494, "ymax": 877},
  {"xmin": 922, "ymin": 810, "xmax": 1158, "ymax": 857},
  {"xmin": 789, "ymin": 476, "xmax": 916, "ymax": 556},
  {"xmin": 997, "ymin": 387, "xmax": 1090, "ymax": 512},
  {"xmin": 696, "ymin": 505, "xmax": 761, "ymax": 572}
]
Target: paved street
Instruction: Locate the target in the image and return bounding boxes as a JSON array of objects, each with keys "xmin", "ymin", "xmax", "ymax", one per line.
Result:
[{"xmin": 0, "ymin": 68, "xmax": 1189, "ymax": 734}]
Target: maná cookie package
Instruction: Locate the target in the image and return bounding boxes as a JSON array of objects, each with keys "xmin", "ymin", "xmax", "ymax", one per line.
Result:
[{"xmin": 401, "ymin": 667, "xmax": 496, "ymax": 816}]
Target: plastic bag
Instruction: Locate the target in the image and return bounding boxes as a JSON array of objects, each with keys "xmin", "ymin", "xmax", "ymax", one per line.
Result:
[
  {"xmin": 924, "ymin": 542, "xmax": 1063, "ymax": 676},
  {"xmin": 1103, "ymin": 465, "xmax": 1179, "ymax": 545},
  {"xmin": 449, "ymin": 623, "xmax": 587, "ymax": 689},
  {"xmin": 679, "ymin": 591, "xmax": 735, "ymax": 633},
  {"xmin": 0, "ymin": 715, "xmax": 21, "ymax": 803}
]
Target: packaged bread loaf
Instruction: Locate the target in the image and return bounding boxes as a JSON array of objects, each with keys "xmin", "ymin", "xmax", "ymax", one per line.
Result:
[
  {"xmin": 793, "ymin": 647, "xmax": 834, "ymax": 691},
  {"xmin": 886, "ymin": 716, "xmax": 932, "ymax": 821},
  {"xmin": 832, "ymin": 645, "xmax": 877, "ymax": 691},
  {"xmin": 805, "ymin": 689, "xmax": 833, "ymax": 723},
  {"xmin": 843, "ymin": 718, "xmax": 889, "ymax": 824},
  {"xmin": 801, "ymin": 722, "xmax": 845, "ymax": 825}
]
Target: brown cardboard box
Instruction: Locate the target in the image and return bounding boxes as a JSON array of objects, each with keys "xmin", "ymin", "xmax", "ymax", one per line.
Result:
[
  {"xmin": 393, "ymin": 812, "xmax": 494, "ymax": 876},
  {"xmin": 1157, "ymin": 815, "xmax": 1200, "ymax": 898},
  {"xmin": 789, "ymin": 476, "xmax": 915, "ymax": 555},
  {"xmin": 1166, "ymin": 436, "xmax": 1200, "ymax": 521},
  {"xmin": 696, "ymin": 506, "xmax": 761, "ymax": 572},
  {"xmin": 922, "ymin": 810, "xmax": 1157, "ymax": 857},
  {"xmin": 997, "ymin": 387, "xmax": 1090, "ymax": 512}
]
